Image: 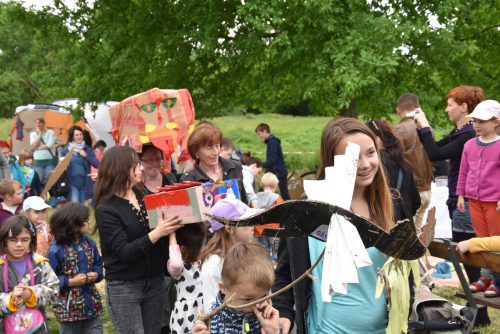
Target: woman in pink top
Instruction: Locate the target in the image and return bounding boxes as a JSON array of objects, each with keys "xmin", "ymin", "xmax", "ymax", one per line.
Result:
[{"xmin": 457, "ymin": 100, "xmax": 500, "ymax": 296}]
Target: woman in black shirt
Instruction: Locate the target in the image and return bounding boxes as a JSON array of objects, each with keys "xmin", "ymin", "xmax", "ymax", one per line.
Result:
[{"xmin": 94, "ymin": 146, "xmax": 181, "ymax": 334}]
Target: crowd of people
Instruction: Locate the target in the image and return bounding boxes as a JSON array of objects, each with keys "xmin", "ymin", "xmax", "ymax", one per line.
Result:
[{"xmin": 0, "ymin": 86, "xmax": 498, "ymax": 334}]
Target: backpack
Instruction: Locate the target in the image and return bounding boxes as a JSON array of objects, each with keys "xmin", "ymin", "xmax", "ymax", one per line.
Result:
[
  {"xmin": 48, "ymin": 171, "xmax": 70, "ymax": 198},
  {"xmin": 408, "ymin": 286, "xmax": 467, "ymax": 334},
  {"xmin": 3, "ymin": 255, "xmax": 45, "ymax": 334}
]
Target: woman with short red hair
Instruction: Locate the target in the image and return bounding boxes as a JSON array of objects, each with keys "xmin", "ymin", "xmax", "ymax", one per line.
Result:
[
  {"xmin": 181, "ymin": 123, "xmax": 248, "ymax": 204},
  {"xmin": 414, "ymin": 85, "xmax": 483, "ymax": 286}
]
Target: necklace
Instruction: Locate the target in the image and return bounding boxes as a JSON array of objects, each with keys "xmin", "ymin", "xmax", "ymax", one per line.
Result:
[{"xmin": 453, "ymin": 120, "xmax": 473, "ymax": 134}]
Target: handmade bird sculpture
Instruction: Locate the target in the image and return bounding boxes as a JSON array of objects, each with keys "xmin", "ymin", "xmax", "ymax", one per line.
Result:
[{"xmin": 205, "ymin": 199, "xmax": 426, "ymax": 260}]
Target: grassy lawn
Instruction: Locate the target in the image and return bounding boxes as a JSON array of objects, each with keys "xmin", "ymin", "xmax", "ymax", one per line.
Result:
[{"xmin": 0, "ymin": 113, "xmax": 451, "ymax": 172}]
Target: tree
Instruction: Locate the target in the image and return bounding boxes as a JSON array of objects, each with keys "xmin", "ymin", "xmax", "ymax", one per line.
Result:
[
  {"xmin": 3, "ymin": 0, "xmax": 498, "ymax": 121},
  {"xmin": 0, "ymin": 1, "xmax": 77, "ymax": 118}
]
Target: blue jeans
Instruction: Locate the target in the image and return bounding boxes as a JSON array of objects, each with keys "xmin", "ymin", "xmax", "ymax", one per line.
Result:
[
  {"xmin": 106, "ymin": 276, "xmax": 165, "ymax": 334},
  {"xmin": 70, "ymin": 185, "xmax": 86, "ymax": 205},
  {"xmin": 35, "ymin": 163, "xmax": 55, "ymax": 185}
]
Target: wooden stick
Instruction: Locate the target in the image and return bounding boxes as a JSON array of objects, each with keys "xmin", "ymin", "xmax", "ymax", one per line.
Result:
[
  {"xmin": 228, "ymin": 247, "xmax": 326, "ymax": 311},
  {"xmin": 198, "ymin": 292, "xmax": 236, "ymax": 323},
  {"xmin": 197, "ymin": 248, "xmax": 326, "ymax": 322}
]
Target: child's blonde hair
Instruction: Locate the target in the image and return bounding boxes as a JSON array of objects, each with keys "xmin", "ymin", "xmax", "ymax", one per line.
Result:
[
  {"xmin": 18, "ymin": 149, "xmax": 34, "ymax": 166},
  {"xmin": 199, "ymin": 228, "xmax": 234, "ymax": 264},
  {"xmin": 221, "ymin": 241, "xmax": 275, "ymax": 290},
  {"xmin": 260, "ymin": 172, "xmax": 279, "ymax": 190},
  {"xmin": 0, "ymin": 180, "xmax": 22, "ymax": 197}
]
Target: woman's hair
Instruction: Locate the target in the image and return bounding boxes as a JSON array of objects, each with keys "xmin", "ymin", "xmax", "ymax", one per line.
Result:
[
  {"xmin": 199, "ymin": 228, "xmax": 234, "ymax": 264},
  {"xmin": 176, "ymin": 223, "xmax": 205, "ymax": 264},
  {"xmin": 367, "ymin": 119, "xmax": 410, "ymax": 171},
  {"xmin": 18, "ymin": 149, "xmax": 33, "ymax": 166},
  {"xmin": 318, "ymin": 117, "xmax": 394, "ymax": 230},
  {"xmin": 93, "ymin": 140, "xmax": 107, "ymax": 150},
  {"xmin": 139, "ymin": 144, "xmax": 164, "ymax": 160},
  {"xmin": 34, "ymin": 118, "xmax": 45, "ymax": 125},
  {"xmin": 221, "ymin": 241, "xmax": 275, "ymax": 290},
  {"xmin": 446, "ymin": 85, "xmax": 484, "ymax": 114},
  {"xmin": 50, "ymin": 202, "xmax": 89, "ymax": 244},
  {"xmin": 67, "ymin": 125, "xmax": 84, "ymax": 144},
  {"xmin": 187, "ymin": 124, "xmax": 223, "ymax": 160},
  {"xmin": 94, "ymin": 146, "xmax": 140, "ymax": 208},
  {"xmin": 0, "ymin": 215, "xmax": 37, "ymax": 254}
]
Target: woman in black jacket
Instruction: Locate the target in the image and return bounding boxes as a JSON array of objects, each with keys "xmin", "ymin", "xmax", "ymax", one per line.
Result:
[
  {"xmin": 180, "ymin": 123, "xmax": 248, "ymax": 204},
  {"xmin": 94, "ymin": 146, "xmax": 181, "ymax": 334},
  {"xmin": 414, "ymin": 85, "xmax": 483, "ymax": 284}
]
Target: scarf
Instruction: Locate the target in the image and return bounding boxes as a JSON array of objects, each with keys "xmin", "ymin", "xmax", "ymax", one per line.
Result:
[
  {"xmin": 70, "ymin": 142, "xmax": 86, "ymax": 156},
  {"xmin": 209, "ymin": 292, "xmax": 261, "ymax": 334}
]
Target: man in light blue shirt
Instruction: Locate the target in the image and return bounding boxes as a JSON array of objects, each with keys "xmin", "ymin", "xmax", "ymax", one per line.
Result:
[{"xmin": 30, "ymin": 117, "xmax": 56, "ymax": 185}]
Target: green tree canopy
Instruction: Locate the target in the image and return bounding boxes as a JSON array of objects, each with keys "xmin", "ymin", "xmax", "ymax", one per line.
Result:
[{"xmin": 0, "ymin": 0, "xmax": 498, "ymax": 122}]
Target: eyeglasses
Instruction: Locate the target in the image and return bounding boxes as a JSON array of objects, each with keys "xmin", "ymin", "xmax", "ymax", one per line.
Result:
[{"xmin": 7, "ymin": 238, "xmax": 31, "ymax": 244}]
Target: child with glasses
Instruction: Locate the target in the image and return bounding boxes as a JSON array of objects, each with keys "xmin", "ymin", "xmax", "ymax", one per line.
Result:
[{"xmin": 0, "ymin": 215, "xmax": 59, "ymax": 333}]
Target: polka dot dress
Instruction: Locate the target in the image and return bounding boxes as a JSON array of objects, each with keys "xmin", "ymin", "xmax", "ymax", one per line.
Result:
[{"xmin": 170, "ymin": 262, "xmax": 203, "ymax": 334}]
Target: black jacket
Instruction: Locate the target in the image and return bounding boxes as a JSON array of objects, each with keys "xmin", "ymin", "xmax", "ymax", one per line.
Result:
[
  {"xmin": 263, "ymin": 135, "xmax": 288, "ymax": 178},
  {"xmin": 381, "ymin": 152, "xmax": 421, "ymax": 216},
  {"xmin": 95, "ymin": 190, "xmax": 168, "ymax": 281},
  {"xmin": 418, "ymin": 124, "xmax": 475, "ymax": 201},
  {"xmin": 180, "ymin": 157, "xmax": 248, "ymax": 204},
  {"xmin": 271, "ymin": 196, "xmax": 414, "ymax": 334}
]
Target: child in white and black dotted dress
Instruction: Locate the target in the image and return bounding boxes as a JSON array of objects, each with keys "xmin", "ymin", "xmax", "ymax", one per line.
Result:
[{"xmin": 167, "ymin": 223, "xmax": 205, "ymax": 334}]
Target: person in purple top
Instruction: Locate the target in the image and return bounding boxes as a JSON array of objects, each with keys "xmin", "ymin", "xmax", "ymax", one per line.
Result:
[{"xmin": 413, "ymin": 85, "xmax": 483, "ymax": 284}]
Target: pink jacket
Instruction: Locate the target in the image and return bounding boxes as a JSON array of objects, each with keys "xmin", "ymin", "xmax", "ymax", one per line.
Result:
[{"xmin": 457, "ymin": 138, "xmax": 500, "ymax": 202}]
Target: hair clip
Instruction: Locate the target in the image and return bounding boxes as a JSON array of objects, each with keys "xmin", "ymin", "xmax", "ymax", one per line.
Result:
[
  {"xmin": 369, "ymin": 120, "xmax": 380, "ymax": 132},
  {"xmin": 8, "ymin": 228, "xmax": 12, "ymax": 238},
  {"xmin": 27, "ymin": 221, "xmax": 36, "ymax": 235}
]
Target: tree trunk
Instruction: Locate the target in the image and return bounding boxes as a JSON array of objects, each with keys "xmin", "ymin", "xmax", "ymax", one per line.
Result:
[{"xmin": 340, "ymin": 100, "xmax": 357, "ymax": 118}]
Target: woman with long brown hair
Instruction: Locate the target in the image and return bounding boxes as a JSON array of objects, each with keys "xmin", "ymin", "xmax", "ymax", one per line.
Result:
[
  {"xmin": 272, "ymin": 117, "xmax": 416, "ymax": 334},
  {"xmin": 94, "ymin": 146, "xmax": 181, "ymax": 334}
]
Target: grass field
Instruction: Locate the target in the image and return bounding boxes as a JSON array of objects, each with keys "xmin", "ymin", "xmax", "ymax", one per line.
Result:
[
  {"xmin": 0, "ymin": 113, "xmax": 453, "ymax": 172},
  {"xmin": 0, "ymin": 114, "xmax": 328, "ymax": 171}
]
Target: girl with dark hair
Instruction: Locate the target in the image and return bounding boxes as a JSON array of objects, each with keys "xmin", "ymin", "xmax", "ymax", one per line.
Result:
[
  {"xmin": 167, "ymin": 223, "xmax": 205, "ymax": 334},
  {"xmin": 46, "ymin": 202, "xmax": 103, "ymax": 333},
  {"xmin": 367, "ymin": 119, "xmax": 421, "ymax": 218},
  {"xmin": 273, "ymin": 117, "xmax": 417, "ymax": 334},
  {"xmin": 94, "ymin": 146, "xmax": 182, "ymax": 334},
  {"xmin": 60, "ymin": 126, "xmax": 99, "ymax": 204},
  {"xmin": 0, "ymin": 215, "xmax": 59, "ymax": 334}
]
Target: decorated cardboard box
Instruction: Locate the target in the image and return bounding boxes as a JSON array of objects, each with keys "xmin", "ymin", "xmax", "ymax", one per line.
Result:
[{"xmin": 144, "ymin": 179, "xmax": 240, "ymax": 227}]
